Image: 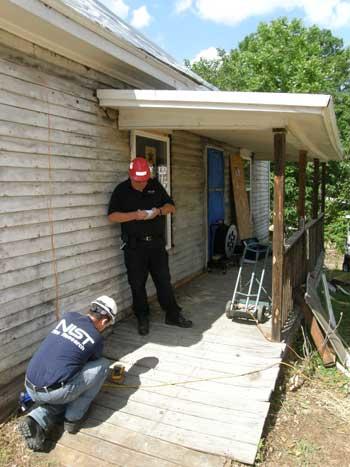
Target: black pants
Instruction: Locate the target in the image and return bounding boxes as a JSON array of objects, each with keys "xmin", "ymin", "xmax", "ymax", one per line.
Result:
[{"xmin": 124, "ymin": 243, "xmax": 181, "ymax": 320}]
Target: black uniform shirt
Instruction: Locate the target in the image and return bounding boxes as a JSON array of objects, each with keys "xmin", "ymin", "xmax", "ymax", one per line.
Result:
[{"xmin": 108, "ymin": 178, "xmax": 174, "ymax": 239}]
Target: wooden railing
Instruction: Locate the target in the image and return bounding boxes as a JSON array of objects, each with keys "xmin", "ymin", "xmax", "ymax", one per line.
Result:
[
  {"xmin": 305, "ymin": 214, "xmax": 324, "ymax": 273},
  {"xmin": 273, "ymin": 214, "xmax": 324, "ymax": 340},
  {"xmin": 281, "ymin": 228, "xmax": 307, "ymax": 331}
]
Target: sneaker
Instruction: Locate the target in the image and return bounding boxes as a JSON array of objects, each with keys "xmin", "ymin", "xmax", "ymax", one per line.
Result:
[
  {"xmin": 18, "ymin": 416, "xmax": 46, "ymax": 451},
  {"xmin": 64, "ymin": 411, "xmax": 89, "ymax": 434},
  {"xmin": 165, "ymin": 312, "xmax": 192, "ymax": 328},
  {"xmin": 137, "ymin": 317, "xmax": 149, "ymax": 336}
]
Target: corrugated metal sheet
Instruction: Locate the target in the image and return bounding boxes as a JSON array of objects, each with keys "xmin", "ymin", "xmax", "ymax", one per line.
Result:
[{"xmin": 251, "ymin": 160, "xmax": 270, "ymax": 243}]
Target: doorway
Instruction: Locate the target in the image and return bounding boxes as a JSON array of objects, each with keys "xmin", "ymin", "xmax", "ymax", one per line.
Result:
[{"xmin": 207, "ymin": 147, "xmax": 225, "ymax": 259}]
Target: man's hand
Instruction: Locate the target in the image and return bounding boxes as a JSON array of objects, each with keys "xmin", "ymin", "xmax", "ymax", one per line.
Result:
[
  {"xmin": 146, "ymin": 208, "xmax": 161, "ymax": 220},
  {"xmin": 135, "ymin": 210, "xmax": 148, "ymax": 221}
]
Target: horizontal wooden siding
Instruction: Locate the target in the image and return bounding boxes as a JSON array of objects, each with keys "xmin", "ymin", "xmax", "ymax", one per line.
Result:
[{"xmin": 0, "ymin": 36, "xmax": 134, "ymax": 404}]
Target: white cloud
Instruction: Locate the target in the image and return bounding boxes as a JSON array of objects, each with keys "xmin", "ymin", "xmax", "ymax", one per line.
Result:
[
  {"xmin": 175, "ymin": 0, "xmax": 193, "ymax": 14},
  {"xmin": 130, "ymin": 5, "xmax": 152, "ymax": 28},
  {"xmin": 101, "ymin": 0, "xmax": 130, "ymax": 19},
  {"xmin": 191, "ymin": 46, "xmax": 220, "ymax": 63},
  {"xmin": 303, "ymin": 0, "xmax": 350, "ymax": 28},
  {"xmin": 181, "ymin": 0, "xmax": 350, "ymax": 28}
]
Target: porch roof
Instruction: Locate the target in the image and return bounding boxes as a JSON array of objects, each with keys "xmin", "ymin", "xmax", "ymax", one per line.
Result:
[{"xmin": 97, "ymin": 89, "xmax": 343, "ymax": 162}]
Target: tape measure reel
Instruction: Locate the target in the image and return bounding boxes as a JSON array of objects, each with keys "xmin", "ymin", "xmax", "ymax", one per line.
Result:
[{"xmin": 108, "ymin": 363, "xmax": 126, "ymax": 384}]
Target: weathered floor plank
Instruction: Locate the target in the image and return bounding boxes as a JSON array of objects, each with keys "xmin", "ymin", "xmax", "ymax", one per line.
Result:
[
  {"xmin": 80, "ymin": 424, "xmax": 227, "ymax": 467},
  {"xmin": 51, "ymin": 270, "xmax": 284, "ymax": 465}
]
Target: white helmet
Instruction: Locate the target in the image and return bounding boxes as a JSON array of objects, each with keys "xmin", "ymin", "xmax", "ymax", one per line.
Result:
[{"xmin": 90, "ymin": 296, "xmax": 117, "ymax": 324}]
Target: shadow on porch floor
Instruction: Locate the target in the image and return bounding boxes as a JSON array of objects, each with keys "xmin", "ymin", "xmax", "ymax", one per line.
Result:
[{"xmin": 50, "ymin": 269, "xmax": 285, "ymax": 466}]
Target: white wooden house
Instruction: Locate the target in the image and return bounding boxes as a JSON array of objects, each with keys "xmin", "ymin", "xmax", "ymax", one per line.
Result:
[
  {"xmin": 0, "ymin": 0, "xmax": 271, "ymax": 417},
  {"xmin": 0, "ymin": 2, "xmax": 344, "ymax": 464}
]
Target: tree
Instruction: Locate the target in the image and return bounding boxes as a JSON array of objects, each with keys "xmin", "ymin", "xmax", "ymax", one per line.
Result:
[{"xmin": 189, "ymin": 18, "xmax": 350, "ymax": 249}]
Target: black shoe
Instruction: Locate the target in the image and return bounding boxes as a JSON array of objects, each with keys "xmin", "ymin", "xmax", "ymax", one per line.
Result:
[
  {"xmin": 64, "ymin": 411, "xmax": 89, "ymax": 434},
  {"xmin": 18, "ymin": 416, "xmax": 46, "ymax": 451},
  {"xmin": 165, "ymin": 312, "xmax": 193, "ymax": 328},
  {"xmin": 137, "ymin": 318, "xmax": 149, "ymax": 336}
]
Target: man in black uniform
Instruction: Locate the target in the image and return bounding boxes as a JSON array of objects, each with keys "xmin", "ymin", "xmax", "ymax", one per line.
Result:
[
  {"xmin": 108, "ymin": 157, "xmax": 192, "ymax": 335},
  {"xmin": 18, "ymin": 296, "xmax": 117, "ymax": 451}
]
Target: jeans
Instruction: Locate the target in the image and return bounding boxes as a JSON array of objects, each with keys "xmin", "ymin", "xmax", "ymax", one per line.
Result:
[
  {"xmin": 124, "ymin": 243, "xmax": 181, "ymax": 320},
  {"xmin": 26, "ymin": 357, "xmax": 110, "ymax": 432}
]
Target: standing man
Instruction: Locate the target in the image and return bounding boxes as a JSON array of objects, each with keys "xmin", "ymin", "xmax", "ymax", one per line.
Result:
[
  {"xmin": 18, "ymin": 296, "xmax": 117, "ymax": 451},
  {"xmin": 108, "ymin": 157, "xmax": 192, "ymax": 336}
]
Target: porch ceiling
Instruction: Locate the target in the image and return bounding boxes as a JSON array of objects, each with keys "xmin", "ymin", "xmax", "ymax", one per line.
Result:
[{"xmin": 97, "ymin": 89, "xmax": 343, "ymax": 162}]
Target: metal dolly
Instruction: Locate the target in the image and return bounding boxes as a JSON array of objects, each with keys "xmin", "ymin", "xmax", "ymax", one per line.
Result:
[{"xmin": 225, "ymin": 239, "xmax": 271, "ymax": 323}]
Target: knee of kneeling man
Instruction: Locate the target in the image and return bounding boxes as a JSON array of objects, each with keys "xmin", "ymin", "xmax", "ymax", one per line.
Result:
[{"xmin": 99, "ymin": 357, "xmax": 111, "ymax": 373}]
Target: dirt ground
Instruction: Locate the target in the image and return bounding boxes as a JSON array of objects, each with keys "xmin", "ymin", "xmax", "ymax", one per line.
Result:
[
  {"xmin": 1, "ymin": 259, "xmax": 350, "ymax": 467},
  {"xmin": 252, "ymin": 358, "xmax": 350, "ymax": 466}
]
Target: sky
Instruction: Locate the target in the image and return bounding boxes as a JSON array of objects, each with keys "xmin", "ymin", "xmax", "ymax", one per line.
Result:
[{"xmin": 99, "ymin": 0, "xmax": 350, "ymax": 64}]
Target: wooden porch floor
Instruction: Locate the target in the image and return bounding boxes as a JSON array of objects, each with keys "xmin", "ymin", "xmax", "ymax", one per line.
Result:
[{"xmin": 50, "ymin": 270, "xmax": 285, "ymax": 466}]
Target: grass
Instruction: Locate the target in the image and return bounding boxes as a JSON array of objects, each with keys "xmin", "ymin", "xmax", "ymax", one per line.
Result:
[
  {"xmin": 0, "ymin": 417, "xmax": 60, "ymax": 467},
  {"xmin": 290, "ymin": 438, "xmax": 321, "ymax": 465},
  {"xmin": 0, "ymin": 416, "xmax": 32, "ymax": 467}
]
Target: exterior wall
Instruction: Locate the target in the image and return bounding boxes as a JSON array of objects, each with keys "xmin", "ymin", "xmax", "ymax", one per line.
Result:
[
  {"xmin": 0, "ymin": 32, "xmax": 210, "ymax": 415},
  {"xmin": 0, "ymin": 29, "xmax": 271, "ymax": 416},
  {"xmin": 0, "ymin": 32, "xmax": 133, "ymax": 412},
  {"xmin": 171, "ymin": 131, "xmax": 206, "ymax": 278},
  {"xmin": 251, "ymin": 160, "xmax": 270, "ymax": 243}
]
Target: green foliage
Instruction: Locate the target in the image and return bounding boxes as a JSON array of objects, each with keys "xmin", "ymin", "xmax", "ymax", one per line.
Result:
[{"xmin": 188, "ymin": 17, "xmax": 350, "ymax": 249}]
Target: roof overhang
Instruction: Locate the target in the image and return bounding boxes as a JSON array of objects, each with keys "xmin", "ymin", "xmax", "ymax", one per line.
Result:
[
  {"xmin": 97, "ymin": 89, "xmax": 343, "ymax": 162},
  {"xmin": 0, "ymin": 0, "xmax": 208, "ymax": 90}
]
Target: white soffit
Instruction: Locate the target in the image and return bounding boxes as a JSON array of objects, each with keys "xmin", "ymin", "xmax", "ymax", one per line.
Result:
[{"xmin": 97, "ymin": 89, "xmax": 343, "ymax": 162}]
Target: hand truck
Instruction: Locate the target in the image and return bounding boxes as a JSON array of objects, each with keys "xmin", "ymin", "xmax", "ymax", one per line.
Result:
[{"xmin": 225, "ymin": 239, "xmax": 271, "ymax": 323}]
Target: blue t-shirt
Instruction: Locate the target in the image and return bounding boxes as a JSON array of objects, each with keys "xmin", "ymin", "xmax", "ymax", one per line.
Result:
[{"xmin": 26, "ymin": 312, "xmax": 103, "ymax": 387}]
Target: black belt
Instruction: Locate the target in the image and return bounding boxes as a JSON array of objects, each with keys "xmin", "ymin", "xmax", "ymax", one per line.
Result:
[
  {"xmin": 137, "ymin": 235, "xmax": 162, "ymax": 242},
  {"xmin": 25, "ymin": 378, "xmax": 66, "ymax": 393}
]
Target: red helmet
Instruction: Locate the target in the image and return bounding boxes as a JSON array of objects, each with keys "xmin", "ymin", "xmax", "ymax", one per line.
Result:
[{"xmin": 129, "ymin": 157, "xmax": 151, "ymax": 182}]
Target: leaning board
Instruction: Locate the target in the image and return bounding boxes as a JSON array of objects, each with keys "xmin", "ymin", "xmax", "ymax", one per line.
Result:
[{"xmin": 230, "ymin": 154, "xmax": 253, "ymax": 240}]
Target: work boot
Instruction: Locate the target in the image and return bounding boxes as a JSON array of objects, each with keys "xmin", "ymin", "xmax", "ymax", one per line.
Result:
[
  {"xmin": 165, "ymin": 311, "xmax": 192, "ymax": 328},
  {"xmin": 18, "ymin": 416, "xmax": 46, "ymax": 451},
  {"xmin": 137, "ymin": 317, "xmax": 149, "ymax": 336},
  {"xmin": 64, "ymin": 411, "xmax": 89, "ymax": 434}
]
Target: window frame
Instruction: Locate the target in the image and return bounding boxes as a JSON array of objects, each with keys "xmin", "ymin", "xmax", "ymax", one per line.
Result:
[{"xmin": 130, "ymin": 130, "xmax": 172, "ymax": 249}]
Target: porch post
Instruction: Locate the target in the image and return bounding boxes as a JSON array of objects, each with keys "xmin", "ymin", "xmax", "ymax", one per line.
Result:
[
  {"xmin": 272, "ymin": 128, "xmax": 286, "ymax": 342},
  {"xmin": 312, "ymin": 158, "xmax": 320, "ymax": 219},
  {"xmin": 321, "ymin": 162, "xmax": 326, "ymax": 214},
  {"xmin": 297, "ymin": 150, "xmax": 307, "ymax": 228}
]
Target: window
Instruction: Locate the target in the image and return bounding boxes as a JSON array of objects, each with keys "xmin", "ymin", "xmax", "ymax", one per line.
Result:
[{"xmin": 131, "ymin": 130, "xmax": 172, "ymax": 249}]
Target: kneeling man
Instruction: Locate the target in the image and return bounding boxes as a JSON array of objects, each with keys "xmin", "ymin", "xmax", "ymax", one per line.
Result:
[{"xmin": 18, "ymin": 295, "xmax": 117, "ymax": 451}]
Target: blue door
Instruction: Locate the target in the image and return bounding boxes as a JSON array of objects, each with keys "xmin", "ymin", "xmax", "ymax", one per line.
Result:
[{"xmin": 207, "ymin": 148, "xmax": 225, "ymax": 258}]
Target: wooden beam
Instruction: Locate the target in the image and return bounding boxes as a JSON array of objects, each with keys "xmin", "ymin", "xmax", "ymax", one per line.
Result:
[
  {"xmin": 298, "ymin": 150, "xmax": 307, "ymax": 227},
  {"xmin": 312, "ymin": 158, "xmax": 320, "ymax": 219},
  {"xmin": 272, "ymin": 128, "xmax": 286, "ymax": 342},
  {"xmin": 321, "ymin": 162, "xmax": 326, "ymax": 214},
  {"xmin": 295, "ymin": 293, "xmax": 336, "ymax": 367}
]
